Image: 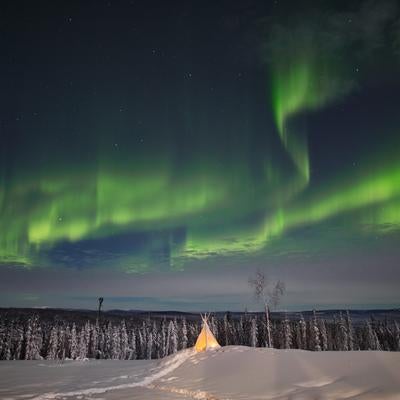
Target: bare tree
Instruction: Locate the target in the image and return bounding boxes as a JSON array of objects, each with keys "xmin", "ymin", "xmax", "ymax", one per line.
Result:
[{"xmin": 249, "ymin": 269, "xmax": 285, "ymax": 348}]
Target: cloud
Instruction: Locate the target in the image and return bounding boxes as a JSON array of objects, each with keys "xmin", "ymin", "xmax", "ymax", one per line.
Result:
[
  {"xmin": 259, "ymin": 0, "xmax": 399, "ymax": 119},
  {"xmin": 261, "ymin": 0, "xmax": 398, "ymax": 64}
]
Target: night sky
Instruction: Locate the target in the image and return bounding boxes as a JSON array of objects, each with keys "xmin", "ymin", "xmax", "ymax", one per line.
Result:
[{"xmin": 1, "ymin": 0, "xmax": 400, "ymax": 311}]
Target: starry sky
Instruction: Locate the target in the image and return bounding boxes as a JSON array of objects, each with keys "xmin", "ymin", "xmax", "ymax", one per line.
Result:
[{"xmin": 1, "ymin": 0, "xmax": 400, "ymax": 311}]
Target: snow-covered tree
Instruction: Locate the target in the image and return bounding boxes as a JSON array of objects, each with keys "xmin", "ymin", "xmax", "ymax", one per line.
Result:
[
  {"xmin": 297, "ymin": 314, "xmax": 307, "ymax": 350},
  {"xmin": 70, "ymin": 323, "xmax": 78, "ymax": 359},
  {"xmin": 141, "ymin": 321, "xmax": 149, "ymax": 358},
  {"xmin": 25, "ymin": 315, "xmax": 42, "ymax": 360},
  {"xmin": 78, "ymin": 327, "xmax": 87, "ymax": 359},
  {"xmin": 91, "ymin": 321, "xmax": 99, "ymax": 358},
  {"xmin": 310, "ymin": 310, "xmax": 321, "ymax": 351},
  {"xmin": 166, "ymin": 320, "xmax": 178, "ymax": 355},
  {"xmin": 365, "ymin": 321, "xmax": 381, "ymax": 350},
  {"xmin": 112, "ymin": 325, "xmax": 121, "ymax": 359},
  {"xmin": 223, "ymin": 314, "xmax": 232, "ymax": 346},
  {"xmin": 2, "ymin": 325, "xmax": 11, "ymax": 360},
  {"xmin": 189, "ymin": 322, "xmax": 199, "ymax": 348},
  {"xmin": 210, "ymin": 316, "xmax": 218, "ymax": 336},
  {"xmin": 14, "ymin": 325, "xmax": 24, "ymax": 360},
  {"xmin": 394, "ymin": 321, "xmax": 400, "ymax": 351},
  {"xmin": 161, "ymin": 318, "xmax": 167, "ymax": 358},
  {"xmin": 58, "ymin": 325, "xmax": 67, "ymax": 360},
  {"xmin": 282, "ymin": 315, "xmax": 292, "ymax": 349},
  {"xmin": 84, "ymin": 322, "xmax": 91, "ymax": 358},
  {"xmin": 129, "ymin": 329, "xmax": 137, "ymax": 360},
  {"xmin": 346, "ymin": 311, "xmax": 354, "ymax": 351},
  {"xmin": 319, "ymin": 319, "xmax": 328, "ymax": 351},
  {"xmin": 147, "ymin": 332, "xmax": 153, "ymax": 359},
  {"xmin": 235, "ymin": 316, "xmax": 244, "ymax": 346},
  {"xmin": 181, "ymin": 318, "xmax": 188, "ymax": 350},
  {"xmin": 120, "ymin": 321, "xmax": 129, "ymax": 360},
  {"xmin": 151, "ymin": 321, "xmax": 160, "ymax": 358},
  {"xmin": 337, "ymin": 313, "xmax": 349, "ymax": 351},
  {"xmin": 47, "ymin": 326, "xmax": 59, "ymax": 360},
  {"xmin": 0, "ymin": 320, "xmax": 5, "ymax": 359},
  {"xmin": 250, "ymin": 317, "xmax": 258, "ymax": 347},
  {"xmin": 105, "ymin": 322, "xmax": 113, "ymax": 359},
  {"xmin": 98, "ymin": 325, "xmax": 105, "ymax": 359}
]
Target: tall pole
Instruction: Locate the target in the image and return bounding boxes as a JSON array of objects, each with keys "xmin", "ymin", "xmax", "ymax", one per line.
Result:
[{"xmin": 98, "ymin": 297, "xmax": 104, "ymax": 322}]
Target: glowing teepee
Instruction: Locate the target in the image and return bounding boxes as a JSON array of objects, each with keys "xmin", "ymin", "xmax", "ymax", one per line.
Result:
[{"xmin": 195, "ymin": 314, "xmax": 220, "ymax": 352}]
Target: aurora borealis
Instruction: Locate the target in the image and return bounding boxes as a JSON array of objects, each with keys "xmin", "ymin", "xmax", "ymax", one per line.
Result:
[{"xmin": 1, "ymin": 0, "xmax": 400, "ymax": 310}]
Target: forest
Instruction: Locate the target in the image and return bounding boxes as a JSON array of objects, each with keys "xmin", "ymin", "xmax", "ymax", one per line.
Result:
[{"xmin": 0, "ymin": 309, "xmax": 399, "ymax": 360}]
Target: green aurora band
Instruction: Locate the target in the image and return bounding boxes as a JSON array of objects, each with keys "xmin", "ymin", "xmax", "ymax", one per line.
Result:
[
  {"xmin": 173, "ymin": 152, "xmax": 400, "ymax": 261},
  {"xmin": 262, "ymin": 159, "xmax": 400, "ymax": 239},
  {"xmin": 270, "ymin": 26, "xmax": 350, "ymax": 183},
  {"xmin": 0, "ymin": 144, "xmax": 304, "ymax": 268},
  {"xmin": 1, "ymin": 14, "xmax": 400, "ymax": 271},
  {"xmin": 2, "ymin": 137, "xmax": 399, "ymax": 270}
]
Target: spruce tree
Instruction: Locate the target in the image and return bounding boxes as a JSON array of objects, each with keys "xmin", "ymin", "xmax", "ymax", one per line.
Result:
[
  {"xmin": 181, "ymin": 318, "xmax": 188, "ymax": 350},
  {"xmin": 365, "ymin": 321, "xmax": 381, "ymax": 350},
  {"xmin": 319, "ymin": 319, "xmax": 328, "ymax": 351},
  {"xmin": 346, "ymin": 311, "xmax": 354, "ymax": 351},
  {"xmin": 120, "ymin": 320, "xmax": 129, "ymax": 360},
  {"xmin": 112, "ymin": 325, "xmax": 121, "ymax": 359},
  {"xmin": 91, "ymin": 321, "xmax": 99, "ymax": 359},
  {"xmin": 394, "ymin": 321, "xmax": 400, "ymax": 351},
  {"xmin": 338, "ymin": 313, "xmax": 349, "ymax": 351},
  {"xmin": 129, "ymin": 329, "xmax": 137, "ymax": 360},
  {"xmin": 296, "ymin": 314, "xmax": 307, "ymax": 349},
  {"xmin": 250, "ymin": 317, "xmax": 258, "ymax": 347},
  {"xmin": 105, "ymin": 322, "xmax": 113, "ymax": 359},
  {"xmin": 311, "ymin": 310, "xmax": 321, "ymax": 351},
  {"xmin": 78, "ymin": 327, "xmax": 87, "ymax": 359},
  {"xmin": 283, "ymin": 315, "xmax": 292, "ymax": 349},
  {"xmin": 70, "ymin": 323, "xmax": 78, "ymax": 359},
  {"xmin": 223, "ymin": 314, "xmax": 231, "ymax": 346},
  {"xmin": 25, "ymin": 315, "xmax": 42, "ymax": 360},
  {"xmin": 147, "ymin": 332, "xmax": 153, "ymax": 359},
  {"xmin": 47, "ymin": 326, "xmax": 59, "ymax": 360},
  {"xmin": 166, "ymin": 320, "xmax": 178, "ymax": 355},
  {"xmin": 161, "ymin": 318, "xmax": 167, "ymax": 358}
]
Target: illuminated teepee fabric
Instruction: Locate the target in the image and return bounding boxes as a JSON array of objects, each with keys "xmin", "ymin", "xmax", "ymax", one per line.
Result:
[{"xmin": 195, "ymin": 314, "xmax": 220, "ymax": 352}]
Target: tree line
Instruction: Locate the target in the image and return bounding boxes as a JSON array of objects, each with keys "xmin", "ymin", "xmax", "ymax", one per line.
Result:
[{"xmin": 0, "ymin": 311, "xmax": 399, "ymax": 360}]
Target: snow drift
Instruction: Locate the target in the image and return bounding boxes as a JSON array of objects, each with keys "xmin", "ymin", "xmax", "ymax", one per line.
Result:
[{"xmin": 0, "ymin": 346, "xmax": 399, "ymax": 399}]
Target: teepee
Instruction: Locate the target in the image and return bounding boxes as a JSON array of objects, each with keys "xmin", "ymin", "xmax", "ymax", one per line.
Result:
[{"xmin": 195, "ymin": 314, "xmax": 220, "ymax": 352}]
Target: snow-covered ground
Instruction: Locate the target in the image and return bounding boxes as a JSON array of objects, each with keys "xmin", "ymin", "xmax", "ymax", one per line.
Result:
[{"xmin": 1, "ymin": 346, "xmax": 399, "ymax": 400}]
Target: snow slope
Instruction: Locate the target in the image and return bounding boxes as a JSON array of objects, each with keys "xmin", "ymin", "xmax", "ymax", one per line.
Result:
[{"xmin": 0, "ymin": 346, "xmax": 399, "ymax": 399}]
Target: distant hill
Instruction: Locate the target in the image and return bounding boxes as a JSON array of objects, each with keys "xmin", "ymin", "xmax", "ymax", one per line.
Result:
[{"xmin": 1, "ymin": 307, "xmax": 399, "ymax": 326}]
